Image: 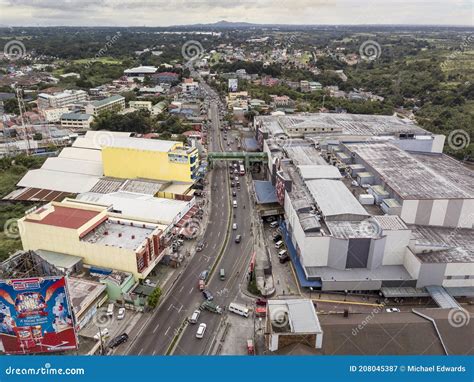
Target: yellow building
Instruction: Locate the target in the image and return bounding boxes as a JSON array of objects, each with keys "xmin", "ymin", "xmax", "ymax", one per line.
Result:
[
  {"xmin": 102, "ymin": 138, "xmax": 199, "ymax": 183},
  {"xmin": 19, "ymin": 200, "xmax": 165, "ymax": 280}
]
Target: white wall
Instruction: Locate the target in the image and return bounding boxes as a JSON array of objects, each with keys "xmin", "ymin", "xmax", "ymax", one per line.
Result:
[
  {"xmin": 400, "ymin": 200, "xmax": 418, "ymax": 224},
  {"xmin": 403, "ymin": 250, "xmax": 421, "ymax": 279},
  {"xmin": 428, "ymin": 200, "xmax": 449, "ymax": 226},
  {"xmin": 382, "ymin": 229, "xmax": 411, "ymax": 266}
]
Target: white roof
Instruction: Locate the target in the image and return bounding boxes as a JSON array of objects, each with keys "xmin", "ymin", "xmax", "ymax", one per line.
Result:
[
  {"xmin": 306, "ymin": 179, "xmax": 369, "ymax": 218},
  {"xmin": 18, "ymin": 169, "xmax": 99, "ymax": 193},
  {"xmin": 42, "ymin": 157, "xmax": 103, "ymax": 176},
  {"xmin": 268, "ymin": 299, "xmax": 321, "ymax": 334},
  {"xmin": 298, "ymin": 165, "xmax": 342, "ymax": 180},
  {"xmin": 76, "ymin": 191, "xmax": 192, "ymax": 225},
  {"xmin": 103, "ymin": 137, "xmax": 180, "ymax": 152},
  {"xmin": 72, "ymin": 137, "xmax": 102, "ymax": 150},
  {"xmin": 124, "ymin": 66, "xmax": 157, "ymax": 74},
  {"xmin": 84, "ymin": 130, "xmax": 132, "ymax": 139},
  {"xmin": 58, "ymin": 147, "xmax": 102, "ymax": 162}
]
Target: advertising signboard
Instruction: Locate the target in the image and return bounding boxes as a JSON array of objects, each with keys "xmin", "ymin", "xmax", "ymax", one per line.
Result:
[{"xmin": 0, "ymin": 277, "xmax": 77, "ymax": 354}]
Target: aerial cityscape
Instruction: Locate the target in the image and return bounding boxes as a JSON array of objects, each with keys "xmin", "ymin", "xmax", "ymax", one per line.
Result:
[{"xmin": 0, "ymin": 1, "xmax": 472, "ymax": 378}]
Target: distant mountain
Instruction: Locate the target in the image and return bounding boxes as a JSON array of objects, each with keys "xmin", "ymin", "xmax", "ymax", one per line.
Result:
[{"xmin": 174, "ymin": 20, "xmax": 262, "ymax": 29}]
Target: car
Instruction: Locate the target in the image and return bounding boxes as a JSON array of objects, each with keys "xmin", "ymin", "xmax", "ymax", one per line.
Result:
[
  {"xmin": 232, "ymin": 223, "xmax": 238, "ymax": 230},
  {"xmin": 269, "ymin": 221, "xmax": 279, "ymax": 228},
  {"xmin": 196, "ymin": 323, "xmax": 207, "ymax": 338},
  {"xmin": 189, "ymin": 310, "xmax": 201, "ymax": 324},
  {"xmin": 256, "ymin": 298, "xmax": 267, "ymax": 306},
  {"xmin": 202, "ymin": 290, "xmax": 213, "ymax": 301},
  {"xmin": 351, "ymin": 180, "xmax": 359, "ymax": 187},
  {"xmin": 93, "ymin": 328, "xmax": 109, "ymax": 340},
  {"xmin": 199, "ymin": 270, "xmax": 209, "ymax": 281},
  {"xmin": 386, "ymin": 308, "xmax": 401, "ymax": 313},
  {"xmin": 196, "ymin": 242, "xmax": 205, "ymax": 252},
  {"xmin": 279, "ymin": 255, "xmax": 290, "ymax": 264},
  {"xmin": 117, "ymin": 307, "xmax": 125, "ymax": 320},
  {"xmin": 234, "ymin": 176, "xmax": 239, "ymax": 182},
  {"xmin": 272, "ymin": 234, "xmax": 282, "ymax": 242},
  {"xmin": 235, "ymin": 235, "xmax": 242, "ymax": 243},
  {"xmin": 232, "ymin": 190, "xmax": 237, "ymax": 197},
  {"xmin": 144, "ymin": 279, "xmax": 156, "ymax": 288},
  {"xmin": 231, "ymin": 182, "xmax": 235, "ymax": 188},
  {"xmin": 108, "ymin": 333, "xmax": 128, "ymax": 349}
]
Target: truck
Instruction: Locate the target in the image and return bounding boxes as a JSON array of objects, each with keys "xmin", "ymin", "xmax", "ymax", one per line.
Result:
[
  {"xmin": 198, "ymin": 279, "xmax": 205, "ymax": 291},
  {"xmin": 200, "ymin": 300, "xmax": 223, "ymax": 314}
]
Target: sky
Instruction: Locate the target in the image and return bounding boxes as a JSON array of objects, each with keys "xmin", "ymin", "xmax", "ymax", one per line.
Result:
[{"xmin": 0, "ymin": 0, "xmax": 473, "ymax": 27}]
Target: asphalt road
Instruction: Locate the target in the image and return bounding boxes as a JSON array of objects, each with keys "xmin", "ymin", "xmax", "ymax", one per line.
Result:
[{"xmin": 128, "ymin": 83, "xmax": 253, "ymax": 355}]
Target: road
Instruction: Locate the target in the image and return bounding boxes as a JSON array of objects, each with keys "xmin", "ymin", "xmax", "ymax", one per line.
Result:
[{"xmin": 128, "ymin": 81, "xmax": 254, "ymax": 355}]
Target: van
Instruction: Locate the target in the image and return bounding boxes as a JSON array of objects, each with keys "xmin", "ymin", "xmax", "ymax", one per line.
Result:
[
  {"xmin": 189, "ymin": 310, "xmax": 200, "ymax": 324},
  {"xmin": 106, "ymin": 303, "xmax": 114, "ymax": 317},
  {"xmin": 275, "ymin": 240, "xmax": 284, "ymax": 249},
  {"xmin": 233, "ymin": 200, "xmax": 237, "ymax": 208},
  {"xmin": 269, "ymin": 221, "xmax": 279, "ymax": 228},
  {"xmin": 228, "ymin": 302, "xmax": 249, "ymax": 318},
  {"xmin": 278, "ymin": 249, "xmax": 288, "ymax": 259},
  {"xmin": 219, "ymin": 268, "xmax": 225, "ymax": 280}
]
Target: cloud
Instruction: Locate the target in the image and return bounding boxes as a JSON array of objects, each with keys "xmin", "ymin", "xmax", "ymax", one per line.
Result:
[{"xmin": 0, "ymin": 0, "xmax": 472, "ymax": 26}]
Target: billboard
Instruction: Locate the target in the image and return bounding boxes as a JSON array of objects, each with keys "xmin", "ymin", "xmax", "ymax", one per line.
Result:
[
  {"xmin": 228, "ymin": 78, "xmax": 238, "ymax": 92},
  {"xmin": 0, "ymin": 277, "xmax": 77, "ymax": 354}
]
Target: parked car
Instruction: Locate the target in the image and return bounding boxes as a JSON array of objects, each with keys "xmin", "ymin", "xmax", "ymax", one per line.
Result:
[
  {"xmin": 202, "ymin": 290, "xmax": 213, "ymax": 301},
  {"xmin": 269, "ymin": 221, "xmax": 279, "ymax": 228},
  {"xmin": 272, "ymin": 234, "xmax": 282, "ymax": 242},
  {"xmin": 108, "ymin": 333, "xmax": 128, "ymax": 348},
  {"xmin": 232, "ymin": 190, "xmax": 237, "ymax": 197},
  {"xmin": 196, "ymin": 242, "xmax": 205, "ymax": 252},
  {"xmin": 235, "ymin": 235, "xmax": 242, "ymax": 243},
  {"xmin": 117, "ymin": 307, "xmax": 125, "ymax": 320},
  {"xmin": 196, "ymin": 323, "xmax": 207, "ymax": 339},
  {"xmin": 189, "ymin": 310, "xmax": 201, "ymax": 324},
  {"xmin": 386, "ymin": 308, "xmax": 401, "ymax": 313}
]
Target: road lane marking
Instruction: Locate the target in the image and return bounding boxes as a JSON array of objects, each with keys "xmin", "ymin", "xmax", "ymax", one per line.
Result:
[
  {"xmin": 178, "ymin": 305, "xmax": 182, "ymax": 313},
  {"xmin": 167, "ymin": 304, "xmax": 172, "ymax": 311},
  {"xmin": 152, "ymin": 350, "xmax": 157, "ymax": 356},
  {"xmin": 138, "ymin": 348, "xmax": 144, "ymax": 355},
  {"xmin": 153, "ymin": 324, "xmax": 160, "ymax": 334},
  {"xmin": 179, "ymin": 285, "xmax": 184, "ymax": 293},
  {"xmin": 189, "ymin": 287, "xmax": 194, "ymax": 294},
  {"xmin": 164, "ymin": 326, "xmax": 170, "ymax": 336}
]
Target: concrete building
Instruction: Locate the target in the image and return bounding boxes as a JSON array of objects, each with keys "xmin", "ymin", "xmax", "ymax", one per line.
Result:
[
  {"xmin": 124, "ymin": 66, "xmax": 157, "ymax": 80},
  {"xmin": 37, "ymin": 90, "xmax": 88, "ymax": 110},
  {"xmin": 85, "ymin": 95, "xmax": 125, "ymax": 116},
  {"xmin": 101, "ymin": 137, "xmax": 199, "ymax": 183},
  {"xmin": 19, "ymin": 200, "xmax": 165, "ymax": 280},
  {"xmin": 181, "ymin": 78, "xmax": 199, "ymax": 93},
  {"xmin": 60, "ymin": 113, "xmax": 94, "ymax": 129},
  {"xmin": 342, "ymin": 142, "xmax": 474, "ymax": 229},
  {"xmin": 129, "ymin": 100, "xmax": 152, "ymax": 112},
  {"xmin": 41, "ymin": 107, "xmax": 70, "ymax": 122},
  {"xmin": 266, "ymin": 299, "xmax": 323, "ymax": 352}
]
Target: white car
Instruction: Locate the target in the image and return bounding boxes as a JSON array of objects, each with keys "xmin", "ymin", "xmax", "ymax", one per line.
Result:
[
  {"xmin": 196, "ymin": 323, "xmax": 207, "ymax": 338},
  {"xmin": 189, "ymin": 310, "xmax": 201, "ymax": 324},
  {"xmin": 386, "ymin": 308, "xmax": 401, "ymax": 313},
  {"xmin": 93, "ymin": 328, "xmax": 109, "ymax": 340},
  {"xmin": 117, "ymin": 307, "xmax": 125, "ymax": 320},
  {"xmin": 232, "ymin": 223, "xmax": 238, "ymax": 230}
]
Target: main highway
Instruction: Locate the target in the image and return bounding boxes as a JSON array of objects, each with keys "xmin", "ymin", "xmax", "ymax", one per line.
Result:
[{"xmin": 127, "ymin": 80, "xmax": 254, "ymax": 355}]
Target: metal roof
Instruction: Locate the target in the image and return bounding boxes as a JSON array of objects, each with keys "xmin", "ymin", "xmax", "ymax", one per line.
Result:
[
  {"xmin": 89, "ymin": 95, "xmax": 125, "ymax": 108},
  {"xmin": 18, "ymin": 169, "xmax": 100, "ymax": 193},
  {"xmin": 254, "ymin": 180, "xmax": 278, "ymax": 204},
  {"xmin": 306, "ymin": 179, "xmax": 369, "ymax": 219},
  {"xmin": 42, "ymin": 157, "xmax": 103, "ymax": 176},
  {"xmin": 58, "ymin": 147, "xmax": 102, "ymax": 162},
  {"xmin": 298, "ymin": 165, "xmax": 342, "ymax": 180},
  {"xmin": 60, "ymin": 113, "xmax": 93, "ymax": 120}
]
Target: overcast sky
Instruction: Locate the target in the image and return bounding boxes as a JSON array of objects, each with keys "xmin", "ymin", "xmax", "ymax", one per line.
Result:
[{"xmin": 0, "ymin": 0, "xmax": 472, "ymax": 27}]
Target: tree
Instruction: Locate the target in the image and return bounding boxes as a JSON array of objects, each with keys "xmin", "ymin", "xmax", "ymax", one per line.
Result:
[{"xmin": 147, "ymin": 287, "xmax": 162, "ymax": 308}]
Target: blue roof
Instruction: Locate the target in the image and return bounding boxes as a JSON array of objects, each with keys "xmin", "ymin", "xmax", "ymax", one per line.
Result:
[
  {"xmin": 243, "ymin": 137, "xmax": 258, "ymax": 151},
  {"xmin": 253, "ymin": 180, "xmax": 278, "ymax": 204}
]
